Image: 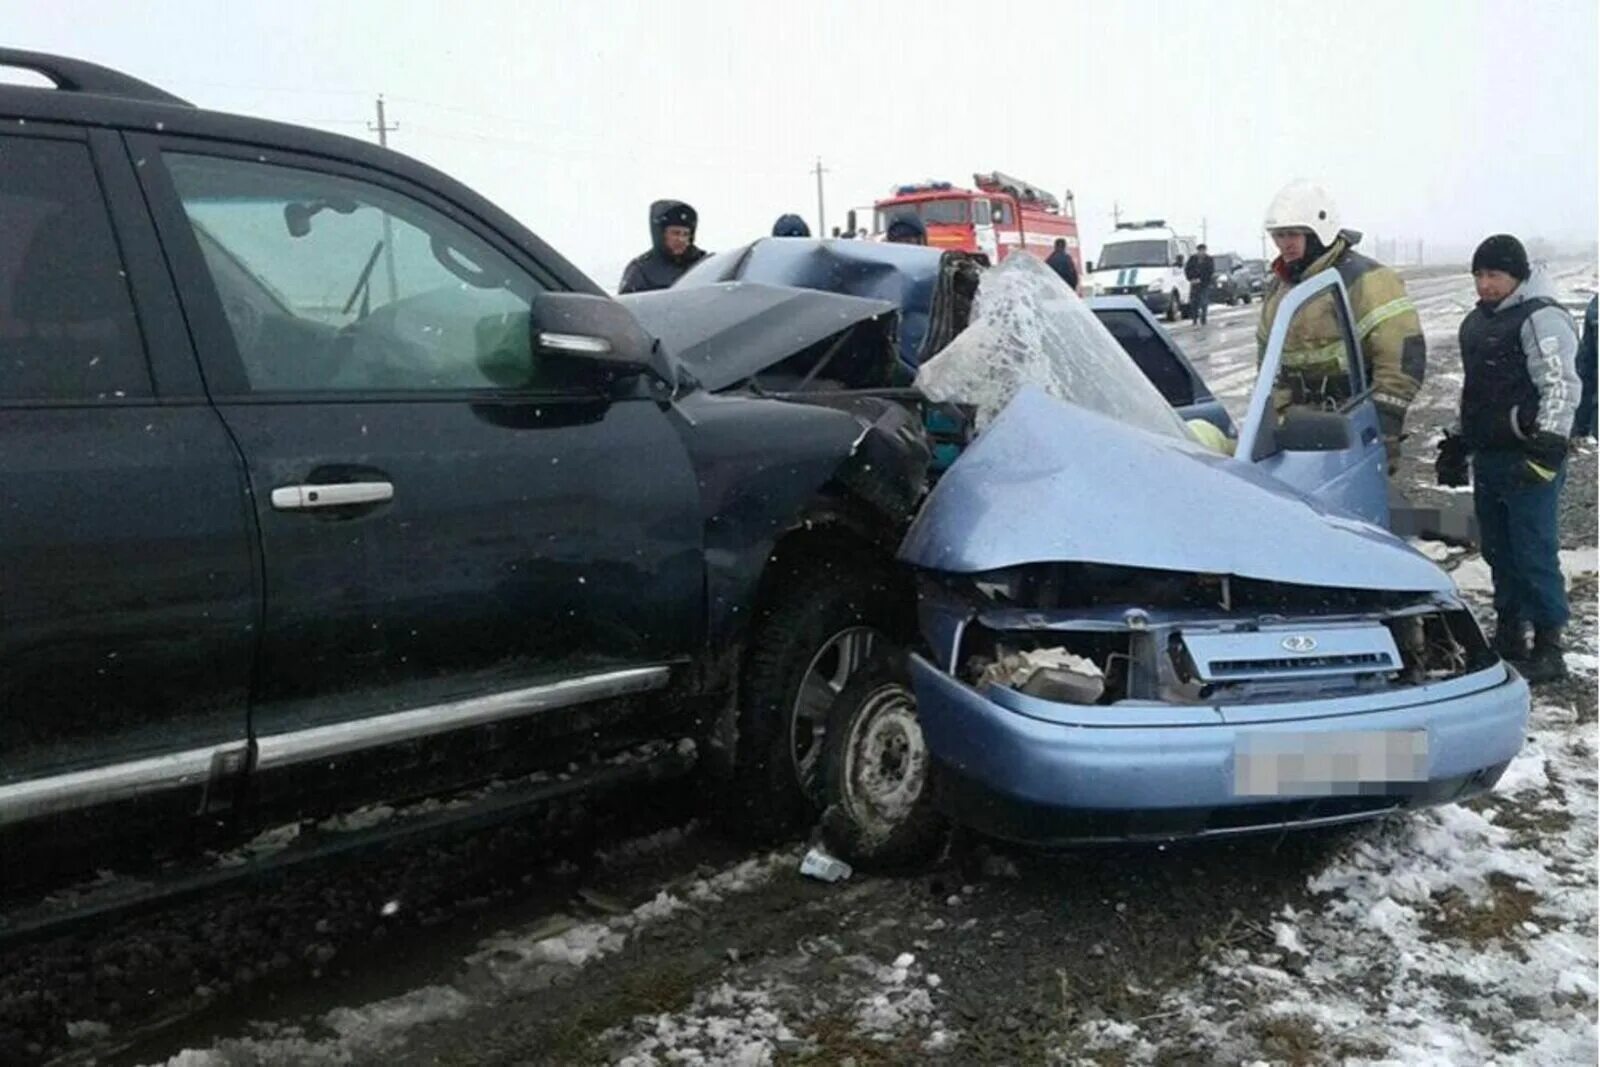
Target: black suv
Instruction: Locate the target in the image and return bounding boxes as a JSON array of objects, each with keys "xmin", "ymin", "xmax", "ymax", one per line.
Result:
[{"xmin": 0, "ymin": 51, "xmax": 923, "ymax": 905}]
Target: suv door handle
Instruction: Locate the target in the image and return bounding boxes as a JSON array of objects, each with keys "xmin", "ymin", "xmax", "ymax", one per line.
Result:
[
  {"xmin": 271, "ymin": 482, "xmax": 394, "ymax": 511},
  {"xmin": 1361, "ymin": 427, "xmax": 1379, "ymax": 446}
]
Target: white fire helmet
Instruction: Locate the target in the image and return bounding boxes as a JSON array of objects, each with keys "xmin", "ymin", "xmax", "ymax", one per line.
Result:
[{"xmin": 1263, "ymin": 180, "xmax": 1340, "ymax": 247}]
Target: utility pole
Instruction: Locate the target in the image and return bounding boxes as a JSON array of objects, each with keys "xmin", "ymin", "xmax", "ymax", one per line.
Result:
[
  {"xmin": 369, "ymin": 95, "xmax": 400, "ymax": 303},
  {"xmin": 811, "ymin": 157, "xmax": 829, "ymax": 238}
]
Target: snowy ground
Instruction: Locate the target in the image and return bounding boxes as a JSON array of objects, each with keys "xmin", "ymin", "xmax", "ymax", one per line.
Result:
[{"xmin": 13, "ymin": 261, "xmax": 1597, "ymax": 1067}]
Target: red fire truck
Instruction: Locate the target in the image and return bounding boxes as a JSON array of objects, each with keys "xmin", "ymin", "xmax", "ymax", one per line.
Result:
[{"xmin": 867, "ymin": 171, "xmax": 1081, "ymax": 271}]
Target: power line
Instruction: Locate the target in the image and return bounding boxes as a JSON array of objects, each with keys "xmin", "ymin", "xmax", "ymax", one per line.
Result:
[
  {"xmin": 369, "ymin": 96, "xmax": 400, "ymax": 302},
  {"xmin": 368, "ymin": 94, "xmax": 398, "ymax": 147},
  {"xmin": 811, "ymin": 157, "xmax": 829, "ymax": 238}
]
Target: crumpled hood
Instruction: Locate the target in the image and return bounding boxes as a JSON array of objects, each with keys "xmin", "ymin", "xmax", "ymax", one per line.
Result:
[
  {"xmin": 674, "ymin": 238, "xmax": 953, "ymax": 368},
  {"xmin": 899, "ymin": 388, "xmax": 1453, "ymax": 594},
  {"xmin": 619, "ymin": 282, "xmax": 895, "ymax": 392}
]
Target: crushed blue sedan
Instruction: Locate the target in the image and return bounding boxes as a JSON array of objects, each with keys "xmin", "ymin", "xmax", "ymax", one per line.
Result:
[{"xmin": 810, "ymin": 253, "xmax": 1528, "ymax": 865}]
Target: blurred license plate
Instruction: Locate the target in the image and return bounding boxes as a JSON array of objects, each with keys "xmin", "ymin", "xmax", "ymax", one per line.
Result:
[{"xmin": 1233, "ymin": 730, "xmax": 1428, "ymax": 796}]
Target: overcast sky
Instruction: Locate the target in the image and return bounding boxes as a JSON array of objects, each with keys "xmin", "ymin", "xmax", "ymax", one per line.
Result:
[{"xmin": 8, "ymin": 0, "xmax": 1596, "ymax": 287}]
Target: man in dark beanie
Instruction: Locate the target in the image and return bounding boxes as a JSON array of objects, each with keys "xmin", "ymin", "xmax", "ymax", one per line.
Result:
[
  {"xmin": 1439, "ymin": 233, "xmax": 1581, "ymax": 683},
  {"xmin": 619, "ymin": 199, "xmax": 709, "ymax": 293},
  {"xmin": 884, "ymin": 214, "xmax": 927, "ymax": 245},
  {"xmin": 771, "ymin": 213, "xmax": 811, "ymax": 238}
]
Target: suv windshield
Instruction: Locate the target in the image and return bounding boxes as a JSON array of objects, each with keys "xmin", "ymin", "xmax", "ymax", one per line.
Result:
[
  {"xmin": 1095, "ymin": 239, "xmax": 1171, "ymax": 270},
  {"xmin": 875, "ymin": 198, "xmax": 969, "ymax": 232}
]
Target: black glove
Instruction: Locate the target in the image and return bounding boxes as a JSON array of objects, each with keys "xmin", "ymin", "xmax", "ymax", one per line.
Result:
[
  {"xmin": 1435, "ymin": 431, "xmax": 1469, "ymax": 487},
  {"xmin": 1523, "ymin": 430, "xmax": 1570, "ymax": 470}
]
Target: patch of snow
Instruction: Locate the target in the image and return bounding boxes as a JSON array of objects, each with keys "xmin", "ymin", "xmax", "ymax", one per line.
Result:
[
  {"xmin": 66, "ymin": 1019, "xmax": 111, "ymax": 1043},
  {"xmin": 1271, "ymin": 921, "xmax": 1306, "ymax": 957},
  {"xmin": 318, "ymin": 804, "xmax": 395, "ymax": 834},
  {"xmin": 1449, "ymin": 556, "xmax": 1494, "ymax": 595},
  {"xmin": 1411, "ymin": 539, "xmax": 1454, "ymax": 562},
  {"xmin": 212, "ymin": 821, "xmax": 303, "ymax": 868},
  {"xmin": 594, "ymin": 822, "xmax": 698, "ymax": 867},
  {"xmin": 1561, "ymin": 546, "xmax": 1599, "ymax": 579},
  {"xmin": 159, "ymin": 850, "xmax": 795, "ymax": 1065},
  {"xmin": 614, "ymin": 984, "xmax": 795, "ymax": 1067},
  {"xmin": 1563, "ymin": 651, "xmax": 1599, "ymax": 675},
  {"xmin": 157, "ymin": 987, "xmax": 471, "ymax": 1067}
]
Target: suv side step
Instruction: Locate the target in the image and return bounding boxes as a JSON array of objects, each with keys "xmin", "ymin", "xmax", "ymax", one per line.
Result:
[{"xmin": 0, "ymin": 741, "xmax": 697, "ymax": 948}]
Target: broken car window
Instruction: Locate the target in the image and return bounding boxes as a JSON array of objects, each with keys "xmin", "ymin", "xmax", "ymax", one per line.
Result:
[{"xmin": 914, "ymin": 252, "xmax": 1195, "ymax": 440}]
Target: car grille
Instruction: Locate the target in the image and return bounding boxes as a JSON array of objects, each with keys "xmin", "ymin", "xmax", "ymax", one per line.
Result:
[{"xmin": 1207, "ymin": 652, "xmax": 1394, "ymax": 677}]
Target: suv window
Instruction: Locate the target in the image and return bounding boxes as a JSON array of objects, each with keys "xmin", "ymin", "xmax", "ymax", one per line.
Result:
[
  {"xmin": 165, "ymin": 153, "xmax": 550, "ymax": 394},
  {"xmin": 0, "ymin": 136, "xmax": 149, "ymax": 403},
  {"xmin": 1092, "ymin": 308, "xmax": 1196, "ymax": 407}
]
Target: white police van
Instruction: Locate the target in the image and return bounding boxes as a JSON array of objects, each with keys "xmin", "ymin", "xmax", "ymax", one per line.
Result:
[{"xmin": 1085, "ymin": 221, "xmax": 1196, "ymax": 322}]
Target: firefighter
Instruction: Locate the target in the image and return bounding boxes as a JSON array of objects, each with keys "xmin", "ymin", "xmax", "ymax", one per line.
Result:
[
  {"xmin": 1255, "ymin": 181, "xmax": 1425, "ymax": 472},
  {"xmin": 772, "ymin": 214, "xmax": 811, "ymax": 238},
  {"xmin": 619, "ymin": 200, "xmax": 709, "ymax": 294},
  {"xmin": 1045, "ymin": 238, "xmax": 1079, "ymax": 292},
  {"xmin": 1436, "ymin": 235, "xmax": 1581, "ymax": 683},
  {"xmin": 884, "ymin": 214, "xmax": 927, "ymax": 245}
]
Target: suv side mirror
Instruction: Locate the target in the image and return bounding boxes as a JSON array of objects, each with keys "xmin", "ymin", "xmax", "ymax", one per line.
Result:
[
  {"xmin": 531, "ymin": 293, "xmax": 669, "ymax": 383},
  {"xmin": 469, "ymin": 294, "xmax": 671, "ymax": 390},
  {"xmin": 1084, "ymin": 260, "xmax": 1094, "ymax": 272}
]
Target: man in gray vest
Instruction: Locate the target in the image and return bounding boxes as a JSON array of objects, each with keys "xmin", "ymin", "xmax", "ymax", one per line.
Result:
[{"xmin": 1436, "ymin": 234, "xmax": 1580, "ymax": 683}]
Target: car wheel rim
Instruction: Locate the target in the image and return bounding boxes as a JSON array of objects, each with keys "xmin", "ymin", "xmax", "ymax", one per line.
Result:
[
  {"xmin": 790, "ymin": 626, "xmax": 879, "ymax": 790},
  {"xmin": 840, "ymin": 683, "xmax": 927, "ymax": 830}
]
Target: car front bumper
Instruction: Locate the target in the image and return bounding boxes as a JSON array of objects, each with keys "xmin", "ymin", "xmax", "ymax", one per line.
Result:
[{"xmin": 910, "ymin": 655, "xmax": 1529, "ymax": 845}]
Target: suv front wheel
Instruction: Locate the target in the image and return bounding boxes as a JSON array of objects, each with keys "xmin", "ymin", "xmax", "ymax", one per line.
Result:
[{"xmin": 730, "ymin": 557, "xmax": 905, "ymax": 838}]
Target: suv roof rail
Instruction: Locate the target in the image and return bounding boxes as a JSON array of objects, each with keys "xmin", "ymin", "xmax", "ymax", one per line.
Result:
[{"xmin": 0, "ymin": 49, "xmax": 192, "ymax": 107}]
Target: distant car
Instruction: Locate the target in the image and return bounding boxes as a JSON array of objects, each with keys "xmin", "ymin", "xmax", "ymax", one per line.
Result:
[
  {"xmin": 1238, "ymin": 258, "xmax": 1270, "ymax": 301},
  {"xmin": 1209, "ymin": 252, "xmax": 1245, "ymax": 306}
]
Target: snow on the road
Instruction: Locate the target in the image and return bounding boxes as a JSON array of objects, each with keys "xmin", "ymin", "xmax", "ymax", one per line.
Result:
[
  {"xmin": 1057, "ymin": 551, "xmax": 1599, "ymax": 1065},
  {"xmin": 604, "ymin": 943, "xmax": 953, "ymax": 1065},
  {"xmin": 152, "ymin": 849, "xmax": 796, "ymax": 1066}
]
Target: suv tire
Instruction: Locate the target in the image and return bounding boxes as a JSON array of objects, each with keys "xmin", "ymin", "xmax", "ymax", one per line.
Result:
[{"xmin": 730, "ymin": 557, "xmax": 905, "ymax": 838}]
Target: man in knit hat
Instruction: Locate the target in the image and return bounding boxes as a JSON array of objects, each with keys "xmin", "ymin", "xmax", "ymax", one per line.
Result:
[{"xmin": 1437, "ymin": 233, "xmax": 1581, "ymax": 683}]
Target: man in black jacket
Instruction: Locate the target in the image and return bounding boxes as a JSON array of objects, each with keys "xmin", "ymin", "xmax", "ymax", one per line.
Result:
[
  {"xmin": 1185, "ymin": 244, "xmax": 1215, "ymax": 325},
  {"xmin": 1437, "ymin": 235, "xmax": 1581, "ymax": 683},
  {"xmin": 1045, "ymin": 238, "xmax": 1079, "ymax": 292},
  {"xmin": 619, "ymin": 200, "xmax": 709, "ymax": 294}
]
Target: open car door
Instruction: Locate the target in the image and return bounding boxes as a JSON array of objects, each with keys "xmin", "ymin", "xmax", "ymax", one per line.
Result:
[{"xmin": 1234, "ymin": 270, "xmax": 1390, "ymax": 527}]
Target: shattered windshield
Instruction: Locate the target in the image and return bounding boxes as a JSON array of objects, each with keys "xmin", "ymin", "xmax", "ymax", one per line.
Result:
[
  {"xmin": 1095, "ymin": 239, "xmax": 1171, "ymax": 269},
  {"xmin": 914, "ymin": 253, "xmax": 1196, "ymax": 440}
]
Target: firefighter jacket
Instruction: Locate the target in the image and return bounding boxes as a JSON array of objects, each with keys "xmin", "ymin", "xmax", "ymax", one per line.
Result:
[{"xmin": 1255, "ymin": 235, "xmax": 1426, "ymax": 437}]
